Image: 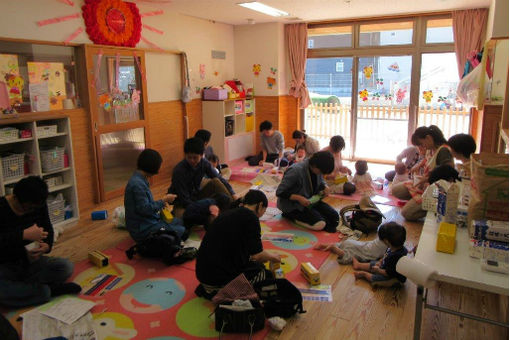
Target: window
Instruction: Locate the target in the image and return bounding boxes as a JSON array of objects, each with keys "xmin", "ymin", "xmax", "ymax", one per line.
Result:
[
  {"xmin": 426, "ymin": 18, "xmax": 454, "ymax": 44},
  {"xmin": 307, "ymin": 24, "xmax": 352, "ymax": 49},
  {"xmin": 335, "ymin": 61, "xmax": 344, "ymax": 72},
  {"xmin": 359, "ymin": 21, "xmax": 413, "ymax": 46}
]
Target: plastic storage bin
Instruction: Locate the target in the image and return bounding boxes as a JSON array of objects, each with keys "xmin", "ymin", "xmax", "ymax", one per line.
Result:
[
  {"xmin": 0, "ymin": 127, "xmax": 19, "ymax": 142},
  {"xmin": 47, "ymin": 194, "xmax": 65, "ymax": 225},
  {"xmin": 36, "ymin": 125, "xmax": 58, "ymax": 137},
  {"xmin": 1, "ymin": 153, "xmax": 24, "ymax": 180},
  {"xmin": 41, "ymin": 147, "xmax": 65, "ymax": 172}
]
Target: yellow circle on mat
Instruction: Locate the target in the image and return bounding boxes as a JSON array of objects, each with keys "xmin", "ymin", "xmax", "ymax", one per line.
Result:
[
  {"xmin": 74, "ymin": 263, "xmax": 135, "ymax": 291},
  {"xmin": 265, "ymin": 249, "xmax": 298, "ymax": 274}
]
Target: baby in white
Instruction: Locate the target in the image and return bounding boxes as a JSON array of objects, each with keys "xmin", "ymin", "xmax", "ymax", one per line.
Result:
[{"xmin": 352, "ymin": 160, "xmax": 373, "ymax": 194}]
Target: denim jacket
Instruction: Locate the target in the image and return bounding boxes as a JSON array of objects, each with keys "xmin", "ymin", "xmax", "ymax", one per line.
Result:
[{"xmin": 124, "ymin": 171, "xmax": 165, "ymax": 242}]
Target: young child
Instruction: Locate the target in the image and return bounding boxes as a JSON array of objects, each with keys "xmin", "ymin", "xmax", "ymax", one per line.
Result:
[
  {"xmin": 206, "ymin": 154, "xmax": 220, "ymax": 175},
  {"xmin": 352, "ymin": 222, "xmax": 408, "ymax": 287},
  {"xmin": 392, "ymin": 162, "xmax": 409, "ymax": 185},
  {"xmin": 385, "ymin": 144, "xmax": 420, "ymax": 182},
  {"xmin": 183, "ymin": 193, "xmax": 232, "ymax": 230},
  {"xmin": 288, "ymin": 145, "xmax": 306, "ymax": 166},
  {"xmin": 352, "ymin": 160, "xmax": 373, "ymax": 194},
  {"xmin": 447, "ymin": 133, "xmax": 476, "ymax": 178}
]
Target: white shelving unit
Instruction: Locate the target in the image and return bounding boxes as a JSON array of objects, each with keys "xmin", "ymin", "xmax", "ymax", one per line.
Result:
[
  {"xmin": 0, "ymin": 114, "xmax": 79, "ymax": 229},
  {"xmin": 202, "ymin": 98, "xmax": 256, "ymax": 162}
]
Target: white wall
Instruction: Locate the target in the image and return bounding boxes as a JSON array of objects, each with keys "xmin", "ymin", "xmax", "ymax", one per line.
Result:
[
  {"xmin": 234, "ymin": 23, "xmax": 286, "ymax": 96},
  {"xmin": 0, "ymin": 0, "xmax": 234, "ymax": 102},
  {"xmin": 486, "ymin": 0, "xmax": 509, "ymax": 39}
]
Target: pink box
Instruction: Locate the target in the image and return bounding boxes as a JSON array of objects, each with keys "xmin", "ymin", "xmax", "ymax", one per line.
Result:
[
  {"xmin": 203, "ymin": 88, "xmax": 228, "ymax": 101},
  {"xmin": 234, "ymin": 100, "xmax": 244, "ymax": 114}
]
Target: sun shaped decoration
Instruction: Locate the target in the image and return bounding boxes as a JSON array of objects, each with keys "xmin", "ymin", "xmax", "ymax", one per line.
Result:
[{"xmin": 82, "ymin": 0, "xmax": 142, "ymax": 47}]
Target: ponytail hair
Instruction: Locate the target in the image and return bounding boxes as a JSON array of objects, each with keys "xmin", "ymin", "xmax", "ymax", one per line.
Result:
[
  {"xmin": 241, "ymin": 189, "xmax": 268, "ymax": 208},
  {"xmin": 412, "ymin": 125, "xmax": 446, "ymax": 147}
]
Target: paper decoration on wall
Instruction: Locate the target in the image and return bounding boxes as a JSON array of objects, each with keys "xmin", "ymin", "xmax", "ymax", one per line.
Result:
[
  {"xmin": 64, "ymin": 27, "xmax": 84, "ymax": 44},
  {"xmin": 359, "ymin": 89, "xmax": 369, "ymax": 101},
  {"xmin": 99, "ymin": 93, "xmax": 112, "ymax": 111},
  {"xmin": 82, "ymin": 0, "xmax": 142, "ymax": 47},
  {"xmin": 395, "ymin": 88, "xmax": 406, "ymax": 104},
  {"xmin": 140, "ymin": 36, "xmax": 163, "ymax": 51},
  {"xmin": 384, "ymin": 93, "xmax": 393, "ymax": 101},
  {"xmin": 0, "ymin": 54, "xmax": 23, "ymax": 106},
  {"xmin": 214, "ymin": 71, "xmax": 219, "ymax": 76},
  {"xmin": 253, "ymin": 64, "xmax": 261, "ymax": 76},
  {"xmin": 270, "ymin": 67, "xmax": 277, "ymax": 75},
  {"xmin": 27, "ymin": 62, "xmax": 66, "ymax": 110},
  {"xmin": 371, "ymin": 92, "xmax": 380, "ymax": 100},
  {"xmin": 376, "ymin": 78, "xmax": 384, "ymax": 86},
  {"xmin": 362, "ymin": 65, "xmax": 373, "ymax": 79},
  {"xmin": 388, "ymin": 62, "xmax": 400, "ymax": 72},
  {"xmin": 142, "ymin": 24, "xmax": 164, "ymax": 35},
  {"xmin": 37, "ymin": 13, "xmax": 80, "ymax": 26},
  {"xmin": 139, "ymin": 9, "xmax": 163, "ymax": 17},
  {"xmin": 199, "ymin": 64, "xmax": 206, "ymax": 80},
  {"xmin": 195, "ymin": 86, "xmax": 201, "ymax": 94},
  {"xmin": 422, "ymin": 90, "xmax": 433, "ymax": 103},
  {"xmin": 267, "ymin": 77, "xmax": 276, "ymax": 89}
]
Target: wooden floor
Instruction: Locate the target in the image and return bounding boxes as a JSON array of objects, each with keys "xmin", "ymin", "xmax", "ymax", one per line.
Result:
[{"xmin": 50, "ymin": 181, "xmax": 509, "ymax": 340}]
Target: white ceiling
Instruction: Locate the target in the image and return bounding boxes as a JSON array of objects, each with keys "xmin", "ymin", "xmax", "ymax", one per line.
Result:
[{"xmin": 134, "ymin": 0, "xmax": 491, "ymax": 26}]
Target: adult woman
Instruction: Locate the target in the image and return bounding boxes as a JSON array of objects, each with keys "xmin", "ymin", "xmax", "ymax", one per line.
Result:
[
  {"xmin": 276, "ymin": 151, "xmax": 339, "ymax": 233},
  {"xmin": 195, "ymin": 190, "xmax": 280, "ymax": 299},
  {"xmin": 321, "ymin": 135, "xmax": 356, "ymax": 195},
  {"xmin": 292, "ymin": 130, "xmax": 320, "ymax": 158},
  {"xmin": 392, "ymin": 125, "xmax": 453, "ymax": 221}
]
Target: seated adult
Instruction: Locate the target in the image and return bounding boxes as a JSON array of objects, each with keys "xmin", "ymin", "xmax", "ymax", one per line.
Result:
[
  {"xmin": 276, "ymin": 151, "xmax": 339, "ymax": 232},
  {"xmin": 391, "ymin": 125, "xmax": 453, "ymax": 221},
  {"xmin": 291, "ymin": 130, "xmax": 320, "ymax": 158},
  {"xmin": 194, "ymin": 129, "xmax": 214, "ymax": 158},
  {"xmin": 384, "ymin": 134, "xmax": 421, "ymax": 182},
  {"xmin": 321, "ymin": 135, "xmax": 356, "ymax": 195},
  {"xmin": 125, "ymin": 149, "xmax": 186, "ymax": 242},
  {"xmin": 0, "ymin": 176, "xmax": 80, "ymax": 307},
  {"xmin": 259, "ymin": 120, "xmax": 286, "ymax": 166},
  {"xmin": 195, "ymin": 190, "xmax": 281, "ymax": 298},
  {"xmin": 169, "ymin": 137, "xmax": 236, "ymax": 217}
]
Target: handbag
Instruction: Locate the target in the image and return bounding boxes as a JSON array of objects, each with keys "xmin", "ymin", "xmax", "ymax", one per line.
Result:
[
  {"xmin": 214, "ymin": 301, "xmax": 265, "ymax": 336},
  {"xmin": 254, "ymin": 278, "xmax": 306, "ymax": 318},
  {"xmin": 339, "ymin": 196, "xmax": 384, "ymax": 234},
  {"xmin": 181, "ymin": 52, "xmax": 192, "ymax": 103}
]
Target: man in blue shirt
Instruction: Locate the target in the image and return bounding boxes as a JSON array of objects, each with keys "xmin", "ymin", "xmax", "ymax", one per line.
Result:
[{"xmin": 168, "ymin": 138, "xmax": 236, "ymax": 217}]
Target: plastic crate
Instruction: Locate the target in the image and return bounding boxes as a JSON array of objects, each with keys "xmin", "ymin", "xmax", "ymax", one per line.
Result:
[
  {"xmin": 47, "ymin": 194, "xmax": 65, "ymax": 225},
  {"xmin": 36, "ymin": 125, "xmax": 58, "ymax": 137},
  {"xmin": 1, "ymin": 153, "xmax": 24, "ymax": 180},
  {"xmin": 44, "ymin": 175, "xmax": 63, "ymax": 188},
  {"xmin": 0, "ymin": 127, "xmax": 19, "ymax": 142},
  {"xmin": 41, "ymin": 147, "xmax": 65, "ymax": 172}
]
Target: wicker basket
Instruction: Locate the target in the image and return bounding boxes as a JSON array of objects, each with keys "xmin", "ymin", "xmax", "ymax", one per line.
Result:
[
  {"xmin": 44, "ymin": 175, "xmax": 63, "ymax": 188},
  {"xmin": 36, "ymin": 125, "xmax": 58, "ymax": 137},
  {"xmin": 41, "ymin": 147, "xmax": 65, "ymax": 173},
  {"xmin": 47, "ymin": 194, "xmax": 65, "ymax": 225},
  {"xmin": 0, "ymin": 127, "xmax": 19, "ymax": 142},
  {"xmin": 1, "ymin": 153, "xmax": 24, "ymax": 180}
]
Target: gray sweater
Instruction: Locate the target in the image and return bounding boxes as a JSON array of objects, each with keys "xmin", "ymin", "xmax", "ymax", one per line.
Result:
[
  {"xmin": 276, "ymin": 159, "xmax": 325, "ymax": 213},
  {"xmin": 261, "ymin": 130, "xmax": 284, "ymax": 154}
]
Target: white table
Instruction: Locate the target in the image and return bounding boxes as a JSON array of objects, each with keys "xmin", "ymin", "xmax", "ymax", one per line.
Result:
[{"xmin": 413, "ymin": 212, "xmax": 509, "ymax": 339}]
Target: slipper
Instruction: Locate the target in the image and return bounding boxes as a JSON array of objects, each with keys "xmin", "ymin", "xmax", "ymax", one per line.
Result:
[{"xmin": 171, "ymin": 247, "xmax": 198, "ymax": 264}]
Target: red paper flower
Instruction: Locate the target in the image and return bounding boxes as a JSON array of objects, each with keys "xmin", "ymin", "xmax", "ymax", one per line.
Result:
[{"xmin": 82, "ymin": 0, "xmax": 141, "ymax": 47}]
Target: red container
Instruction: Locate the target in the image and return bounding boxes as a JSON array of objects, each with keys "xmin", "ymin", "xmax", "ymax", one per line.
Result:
[
  {"xmin": 20, "ymin": 129, "xmax": 32, "ymax": 138},
  {"xmin": 63, "ymin": 153, "xmax": 69, "ymax": 168}
]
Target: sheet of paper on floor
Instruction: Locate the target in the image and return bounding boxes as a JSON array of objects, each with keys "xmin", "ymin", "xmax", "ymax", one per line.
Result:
[
  {"xmin": 298, "ymin": 285, "xmax": 333, "ymax": 302},
  {"xmin": 260, "ymin": 207, "xmax": 282, "ymax": 221},
  {"xmin": 22, "ymin": 309, "xmax": 96, "ymax": 340},
  {"xmin": 39, "ymin": 297, "xmax": 96, "ymax": 324}
]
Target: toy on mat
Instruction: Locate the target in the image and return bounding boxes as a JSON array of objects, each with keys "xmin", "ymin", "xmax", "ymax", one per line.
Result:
[
  {"xmin": 301, "ymin": 262, "xmax": 321, "ymax": 285},
  {"xmin": 88, "ymin": 250, "xmax": 109, "ymax": 267},
  {"xmin": 91, "ymin": 210, "xmax": 108, "ymax": 220},
  {"xmin": 161, "ymin": 207, "xmax": 174, "ymax": 223}
]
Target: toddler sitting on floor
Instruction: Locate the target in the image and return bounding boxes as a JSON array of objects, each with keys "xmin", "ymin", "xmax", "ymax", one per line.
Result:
[
  {"xmin": 352, "ymin": 160, "xmax": 373, "ymax": 194},
  {"xmin": 392, "ymin": 162, "xmax": 409, "ymax": 185}
]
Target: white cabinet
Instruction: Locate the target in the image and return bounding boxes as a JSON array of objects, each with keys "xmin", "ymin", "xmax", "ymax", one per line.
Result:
[
  {"xmin": 202, "ymin": 98, "xmax": 256, "ymax": 162},
  {"xmin": 0, "ymin": 113, "xmax": 79, "ymax": 229}
]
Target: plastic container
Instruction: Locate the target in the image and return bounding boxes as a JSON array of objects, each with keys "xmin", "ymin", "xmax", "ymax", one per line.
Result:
[
  {"xmin": 47, "ymin": 193, "xmax": 65, "ymax": 225},
  {"xmin": 1, "ymin": 153, "xmax": 24, "ymax": 180},
  {"xmin": 40, "ymin": 147, "xmax": 65, "ymax": 172}
]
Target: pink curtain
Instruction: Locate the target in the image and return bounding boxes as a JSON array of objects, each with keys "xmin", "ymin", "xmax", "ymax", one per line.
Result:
[
  {"xmin": 453, "ymin": 8, "xmax": 488, "ymax": 79},
  {"xmin": 285, "ymin": 23, "xmax": 311, "ymax": 108}
]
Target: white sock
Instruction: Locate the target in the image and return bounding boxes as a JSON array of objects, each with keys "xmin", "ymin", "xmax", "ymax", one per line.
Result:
[{"xmin": 295, "ymin": 220, "xmax": 326, "ymax": 231}]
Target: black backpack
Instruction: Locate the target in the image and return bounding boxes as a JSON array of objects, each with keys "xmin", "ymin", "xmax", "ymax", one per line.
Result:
[
  {"xmin": 339, "ymin": 196, "xmax": 384, "ymax": 234},
  {"xmin": 126, "ymin": 228, "xmax": 182, "ymax": 265},
  {"xmin": 254, "ymin": 278, "xmax": 306, "ymax": 318}
]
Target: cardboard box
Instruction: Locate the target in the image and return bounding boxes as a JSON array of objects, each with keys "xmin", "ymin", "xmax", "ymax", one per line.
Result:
[
  {"xmin": 203, "ymin": 88, "xmax": 227, "ymax": 101},
  {"xmin": 436, "ymin": 222, "xmax": 456, "ymax": 254},
  {"xmin": 301, "ymin": 262, "xmax": 320, "ymax": 285}
]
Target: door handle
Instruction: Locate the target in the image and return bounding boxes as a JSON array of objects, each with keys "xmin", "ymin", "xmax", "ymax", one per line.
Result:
[{"xmin": 94, "ymin": 122, "xmax": 98, "ymax": 132}]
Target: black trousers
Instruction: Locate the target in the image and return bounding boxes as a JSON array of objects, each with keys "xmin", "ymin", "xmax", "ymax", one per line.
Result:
[{"xmin": 283, "ymin": 201, "xmax": 339, "ymax": 233}]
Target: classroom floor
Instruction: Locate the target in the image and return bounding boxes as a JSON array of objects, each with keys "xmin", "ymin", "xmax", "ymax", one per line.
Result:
[{"xmin": 36, "ymin": 180, "xmax": 509, "ymax": 339}]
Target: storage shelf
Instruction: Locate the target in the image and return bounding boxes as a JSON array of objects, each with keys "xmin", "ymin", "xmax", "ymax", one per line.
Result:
[
  {"xmin": 42, "ymin": 167, "xmax": 71, "ymax": 176},
  {"xmin": 38, "ymin": 132, "xmax": 67, "ymax": 139},
  {"xmin": 3, "ymin": 173, "xmax": 36, "ymax": 185},
  {"xmin": 0, "ymin": 137, "xmax": 33, "ymax": 145},
  {"xmin": 48, "ymin": 183, "xmax": 72, "ymax": 193}
]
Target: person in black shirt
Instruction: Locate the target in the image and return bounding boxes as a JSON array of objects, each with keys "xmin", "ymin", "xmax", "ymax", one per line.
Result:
[
  {"xmin": 0, "ymin": 177, "xmax": 80, "ymax": 307},
  {"xmin": 352, "ymin": 222, "xmax": 408, "ymax": 285},
  {"xmin": 168, "ymin": 137, "xmax": 236, "ymax": 217},
  {"xmin": 195, "ymin": 190, "xmax": 281, "ymax": 298}
]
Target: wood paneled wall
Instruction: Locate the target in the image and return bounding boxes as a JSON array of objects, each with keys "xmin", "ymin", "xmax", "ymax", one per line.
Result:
[
  {"xmin": 255, "ymin": 96, "xmax": 279, "ymax": 152},
  {"xmin": 279, "ymin": 95, "xmax": 299, "ymax": 147},
  {"xmin": 148, "ymin": 101, "xmax": 186, "ymax": 186},
  {"xmin": 186, "ymin": 98, "xmax": 203, "ymax": 138}
]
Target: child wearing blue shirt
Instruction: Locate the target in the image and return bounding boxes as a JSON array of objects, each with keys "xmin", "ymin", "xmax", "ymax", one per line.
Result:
[{"xmin": 125, "ymin": 149, "xmax": 186, "ymax": 243}]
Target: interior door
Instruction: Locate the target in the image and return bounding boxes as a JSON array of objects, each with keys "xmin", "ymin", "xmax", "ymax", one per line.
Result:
[{"xmin": 85, "ymin": 46, "xmax": 150, "ymax": 202}]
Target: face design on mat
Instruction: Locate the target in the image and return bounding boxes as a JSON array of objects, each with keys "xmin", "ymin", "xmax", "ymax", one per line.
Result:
[
  {"xmin": 120, "ymin": 278, "xmax": 186, "ymax": 313},
  {"xmin": 265, "ymin": 249, "xmax": 298, "ymax": 274},
  {"xmin": 93, "ymin": 312, "xmax": 137, "ymax": 340},
  {"xmin": 271, "ymin": 229, "xmax": 318, "ymax": 250}
]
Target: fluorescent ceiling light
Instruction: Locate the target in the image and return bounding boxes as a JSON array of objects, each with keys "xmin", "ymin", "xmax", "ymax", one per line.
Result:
[{"xmin": 238, "ymin": 2, "xmax": 289, "ymax": 17}]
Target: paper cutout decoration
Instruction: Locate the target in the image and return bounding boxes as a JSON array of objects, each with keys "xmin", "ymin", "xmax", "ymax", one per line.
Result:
[
  {"xmin": 362, "ymin": 65, "xmax": 373, "ymax": 79},
  {"xmin": 395, "ymin": 88, "xmax": 406, "ymax": 104},
  {"xmin": 195, "ymin": 86, "xmax": 201, "ymax": 94},
  {"xmin": 99, "ymin": 93, "xmax": 112, "ymax": 111},
  {"xmin": 214, "ymin": 71, "xmax": 219, "ymax": 76},
  {"xmin": 253, "ymin": 64, "xmax": 261, "ymax": 76},
  {"xmin": 82, "ymin": 0, "xmax": 142, "ymax": 47},
  {"xmin": 267, "ymin": 77, "xmax": 276, "ymax": 89},
  {"xmin": 388, "ymin": 62, "xmax": 400, "ymax": 72},
  {"xmin": 29, "ymin": 83, "xmax": 50, "ymax": 112},
  {"xmin": 376, "ymin": 78, "xmax": 383, "ymax": 86},
  {"xmin": 359, "ymin": 89, "xmax": 369, "ymax": 101},
  {"xmin": 270, "ymin": 67, "xmax": 277, "ymax": 75},
  {"xmin": 27, "ymin": 62, "xmax": 66, "ymax": 110},
  {"xmin": 131, "ymin": 89, "xmax": 140, "ymax": 107},
  {"xmin": 37, "ymin": 13, "xmax": 80, "ymax": 26},
  {"xmin": 199, "ymin": 64, "xmax": 206, "ymax": 80},
  {"xmin": 371, "ymin": 92, "xmax": 380, "ymax": 100},
  {"xmin": 437, "ymin": 96, "xmax": 449, "ymax": 109},
  {"xmin": 422, "ymin": 90, "xmax": 433, "ymax": 103},
  {"xmin": 0, "ymin": 54, "xmax": 23, "ymax": 106},
  {"xmin": 384, "ymin": 93, "xmax": 393, "ymax": 101}
]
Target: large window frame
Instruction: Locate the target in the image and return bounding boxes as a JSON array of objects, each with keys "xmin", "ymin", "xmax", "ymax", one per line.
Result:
[{"xmin": 306, "ymin": 14, "xmax": 455, "ymax": 161}]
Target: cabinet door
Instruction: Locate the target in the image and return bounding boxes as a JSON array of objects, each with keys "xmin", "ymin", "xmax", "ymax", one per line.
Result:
[{"xmin": 85, "ymin": 46, "xmax": 150, "ymax": 201}]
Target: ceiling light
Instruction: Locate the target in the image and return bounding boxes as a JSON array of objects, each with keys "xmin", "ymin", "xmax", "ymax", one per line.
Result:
[{"xmin": 238, "ymin": 2, "xmax": 289, "ymax": 17}]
